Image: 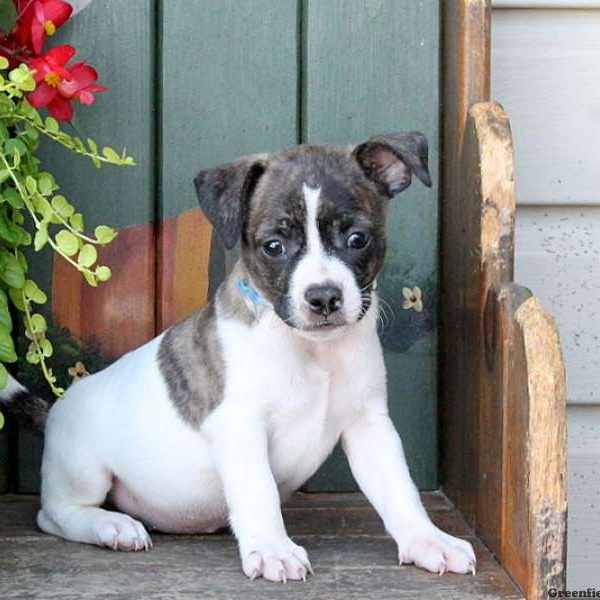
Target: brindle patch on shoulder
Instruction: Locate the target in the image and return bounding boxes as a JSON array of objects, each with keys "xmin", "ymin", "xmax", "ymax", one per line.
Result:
[{"xmin": 158, "ymin": 302, "xmax": 225, "ymax": 429}]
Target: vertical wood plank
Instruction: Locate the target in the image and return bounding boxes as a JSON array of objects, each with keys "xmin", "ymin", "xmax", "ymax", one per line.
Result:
[
  {"xmin": 40, "ymin": 0, "xmax": 156, "ymax": 356},
  {"xmin": 440, "ymin": 0, "xmax": 491, "ymax": 525},
  {"xmin": 157, "ymin": 0, "xmax": 298, "ymax": 330},
  {"xmin": 303, "ymin": 0, "xmax": 440, "ymax": 490}
]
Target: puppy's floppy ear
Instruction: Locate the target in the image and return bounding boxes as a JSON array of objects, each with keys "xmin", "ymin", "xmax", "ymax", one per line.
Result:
[
  {"xmin": 352, "ymin": 132, "xmax": 432, "ymax": 197},
  {"xmin": 194, "ymin": 154, "xmax": 268, "ymax": 249}
]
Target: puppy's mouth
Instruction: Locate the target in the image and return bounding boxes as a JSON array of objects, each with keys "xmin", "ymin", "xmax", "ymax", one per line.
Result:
[{"xmin": 303, "ymin": 320, "xmax": 343, "ymax": 332}]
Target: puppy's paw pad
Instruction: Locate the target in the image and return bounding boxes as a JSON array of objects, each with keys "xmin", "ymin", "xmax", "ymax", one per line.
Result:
[
  {"xmin": 398, "ymin": 526, "xmax": 476, "ymax": 575},
  {"xmin": 242, "ymin": 539, "xmax": 312, "ymax": 583},
  {"xmin": 94, "ymin": 513, "xmax": 152, "ymax": 552}
]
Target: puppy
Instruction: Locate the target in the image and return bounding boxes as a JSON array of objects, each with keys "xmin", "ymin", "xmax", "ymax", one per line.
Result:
[{"xmin": 1, "ymin": 132, "xmax": 475, "ymax": 582}]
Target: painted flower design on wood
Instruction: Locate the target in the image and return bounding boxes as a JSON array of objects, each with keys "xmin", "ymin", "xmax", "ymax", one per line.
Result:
[{"xmin": 402, "ymin": 286, "xmax": 423, "ymax": 313}]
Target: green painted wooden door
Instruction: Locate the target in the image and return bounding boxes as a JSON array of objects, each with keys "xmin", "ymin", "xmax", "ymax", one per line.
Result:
[{"xmin": 5, "ymin": 0, "xmax": 439, "ymax": 493}]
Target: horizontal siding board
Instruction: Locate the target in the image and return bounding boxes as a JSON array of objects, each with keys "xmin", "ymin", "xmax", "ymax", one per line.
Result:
[
  {"xmin": 515, "ymin": 206, "xmax": 600, "ymax": 404},
  {"xmin": 494, "ymin": 1, "xmax": 600, "ymax": 7},
  {"xmin": 566, "ymin": 405, "xmax": 600, "ymax": 587},
  {"xmin": 491, "ymin": 9, "xmax": 600, "ymax": 205}
]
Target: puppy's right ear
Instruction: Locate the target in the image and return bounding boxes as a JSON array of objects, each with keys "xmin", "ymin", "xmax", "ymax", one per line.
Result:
[{"xmin": 194, "ymin": 154, "xmax": 268, "ymax": 249}]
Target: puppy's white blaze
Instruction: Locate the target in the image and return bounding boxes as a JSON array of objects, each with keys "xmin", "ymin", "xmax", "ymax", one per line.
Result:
[
  {"xmin": 288, "ymin": 183, "xmax": 363, "ymax": 329},
  {"xmin": 302, "ymin": 184, "xmax": 323, "ymax": 256}
]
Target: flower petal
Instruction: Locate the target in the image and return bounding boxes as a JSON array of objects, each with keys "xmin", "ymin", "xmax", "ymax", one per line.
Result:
[
  {"xmin": 402, "ymin": 287, "xmax": 412, "ymax": 300},
  {"xmin": 47, "ymin": 44, "xmax": 76, "ymax": 66},
  {"xmin": 47, "ymin": 95, "xmax": 73, "ymax": 120},
  {"xmin": 28, "ymin": 83, "xmax": 58, "ymax": 107},
  {"xmin": 77, "ymin": 90, "xmax": 95, "ymax": 105},
  {"xmin": 44, "ymin": 0, "xmax": 73, "ymax": 27}
]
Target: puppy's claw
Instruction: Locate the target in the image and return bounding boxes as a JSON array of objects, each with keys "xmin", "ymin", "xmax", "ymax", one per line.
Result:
[
  {"xmin": 280, "ymin": 568, "xmax": 287, "ymax": 584},
  {"xmin": 249, "ymin": 568, "xmax": 259, "ymax": 581},
  {"xmin": 438, "ymin": 563, "xmax": 446, "ymax": 576},
  {"xmin": 470, "ymin": 561, "xmax": 477, "ymax": 576},
  {"xmin": 307, "ymin": 561, "xmax": 315, "ymax": 576}
]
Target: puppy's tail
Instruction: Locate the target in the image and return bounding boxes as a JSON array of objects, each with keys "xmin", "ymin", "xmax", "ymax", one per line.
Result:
[{"xmin": 0, "ymin": 374, "xmax": 50, "ymax": 431}]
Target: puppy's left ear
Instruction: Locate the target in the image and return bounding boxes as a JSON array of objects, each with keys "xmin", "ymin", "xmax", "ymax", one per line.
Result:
[{"xmin": 352, "ymin": 132, "xmax": 432, "ymax": 197}]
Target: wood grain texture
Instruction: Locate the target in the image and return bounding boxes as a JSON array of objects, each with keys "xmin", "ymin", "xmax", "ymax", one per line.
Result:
[
  {"xmin": 156, "ymin": 208, "xmax": 213, "ymax": 331},
  {"xmin": 501, "ymin": 292, "xmax": 567, "ymax": 598},
  {"xmin": 440, "ymin": 85, "xmax": 567, "ymax": 599},
  {"xmin": 0, "ymin": 493, "xmax": 524, "ymax": 600},
  {"xmin": 491, "ymin": 8, "xmax": 600, "ymax": 205},
  {"xmin": 303, "ymin": 0, "xmax": 440, "ymax": 492},
  {"xmin": 52, "ymin": 223, "xmax": 155, "ymax": 357},
  {"xmin": 440, "ymin": 0, "xmax": 491, "ymax": 530}
]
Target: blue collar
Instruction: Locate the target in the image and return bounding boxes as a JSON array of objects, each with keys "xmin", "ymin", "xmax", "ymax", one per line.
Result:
[{"xmin": 235, "ymin": 277, "xmax": 265, "ymax": 306}]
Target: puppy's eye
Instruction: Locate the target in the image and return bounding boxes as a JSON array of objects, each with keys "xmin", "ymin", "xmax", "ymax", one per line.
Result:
[
  {"xmin": 346, "ymin": 231, "xmax": 369, "ymax": 250},
  {"xmin": 262, "ymin": 239, "xmax": 285, "ymax": 257}
]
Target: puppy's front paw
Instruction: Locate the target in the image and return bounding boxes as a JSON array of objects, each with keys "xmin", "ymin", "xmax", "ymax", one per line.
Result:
[
  {"xmin": 397, "ymin": 524, "xmax": 476, "ymax": 575},
  {"xmin": 241, "ymin": 538, "xmax": 313, "ymax": 583},
  {"xmin": 94, "ymin": 513, "xmax": 153, "ymax": 551}
]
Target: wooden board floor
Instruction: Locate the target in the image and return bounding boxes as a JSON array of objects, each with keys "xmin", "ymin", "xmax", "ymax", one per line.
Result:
[{"xmin": 0, "ymin": 492, "xmax": 523, "ymax": 599}]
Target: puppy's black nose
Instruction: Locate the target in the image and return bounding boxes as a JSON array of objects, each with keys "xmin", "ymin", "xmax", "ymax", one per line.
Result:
[{"xmin": 305, "ymin": 285, "xmax": 343, "ymax": 316}]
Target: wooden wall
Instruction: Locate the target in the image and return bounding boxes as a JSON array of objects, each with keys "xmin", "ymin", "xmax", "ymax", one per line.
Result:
[{"xmin": 2, "ymin": 0, "xmax": 441, "ymax": 493}]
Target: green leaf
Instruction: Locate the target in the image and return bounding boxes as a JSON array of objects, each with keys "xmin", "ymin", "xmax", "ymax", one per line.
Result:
[
  {"xmin": 0, "ymin": 289, "xmax": 11, "ymax": 332},
  {"xmin": 29, "ymin": 313, "xmax": 46, "ymax": 334},
  {"xmin": 0, "ymin": 57, "xmax": 9, "ymax": 71},
  {"xmin": 0, "ymin": 331, "xmax": 17, "ymax": 362},
  {"xmin": 78, "ymin": 244, "xmax": 97, "ymax": 268},
  {"xmin": 0, "ymin": 208, "xmax": 22, "ymax": 246},
  {"xmin": 8, "ymin": 287, "xmax": 25, "ymax": 311},
  {"xmin": 0, "ymin": 409, "xmax": 5, "ymax": 429},
  {"xmin": 44, "ymin": 117, "xmax": 59, "ymax": 134},
  {"xmin": 25, "ymin": 175, "xmax": 37, "ymax": 194},
  {"xmin": 39, "ymin": 338, "xmax": 53, "ymax": 358},
  {"xmin": 0, "ymin": 252, "xmax": 25, "ymax": 288},
  {"xmin": 51, "ymin": 195, "xmax": 74, "ymax": 218},
  {"xmin": 3, "ymin": 187, "xmax": 23, "ymax": 209},
  {"xmin": 33, "ymin": 196, "xmax": 53, "ymax": 221},
  {"xmin": 34, "ymin": 226, "xmax": 48, "ymax": 251},
  {"xmin": 5, "ymin": 138, "xmax": 27, "ymax": 158},
  {"xmin": 24, "ymin": 279, "xmax": 47, "ymax": 304},
  {"xmin": 69, "ymin": 213, "xmax": 84, "ymax": 232},
  {"xmin": 83, "ymin": 271, "xmax": 98, "ymax": 287},
  {"xmin": 0, "ymin": 1, "xmax": 17, "ymax": 35},
  {"xmin": 96, "ymin": 265, "xmax": 112, "ymax": 282},
  {"xmin": 26, "ymin": 350, "xmax": 40, "ymax": 364},
  {"xmin": 102, "ymin": 146, "xmax": 121, "ymax": 162},
  {"xmin": 55, "ymin": 230, "xmax": 79, "ymax": 256},
  {"xmin": 38, "ymin": 173, "xmax": 55, "ymax": 196},
  {"xmin": 94, "ymin": 225, "xmax": 118, "ymax": 244},
  {"xmin": 87, "ymin": 138, "xmax": 98, "ymax": 154},
  {"xmin": 0, "ymin": 364, "xmax": 7, "ymax": 391}
]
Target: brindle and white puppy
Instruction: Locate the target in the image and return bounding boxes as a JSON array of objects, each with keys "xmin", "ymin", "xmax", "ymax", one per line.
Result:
[{"xmin": 1, "ymin": 133, "xmax": 476, "ymax": 582}]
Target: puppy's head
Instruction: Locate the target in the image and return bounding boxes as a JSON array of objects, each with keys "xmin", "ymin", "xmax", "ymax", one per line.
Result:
[{"xmin": 194, "ymin": 133, "xmax": 431, "ymax": 336}]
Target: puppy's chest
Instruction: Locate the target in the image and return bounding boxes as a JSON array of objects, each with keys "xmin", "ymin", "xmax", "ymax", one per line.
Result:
[{"xmin": 260, "ymin": 343, "xmax": 363, "ymax": 488}]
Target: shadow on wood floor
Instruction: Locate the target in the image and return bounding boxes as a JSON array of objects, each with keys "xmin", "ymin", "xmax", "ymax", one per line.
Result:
[{"xmin": 0, "ymin": 492, "xmax": 523, "ymax": 599}]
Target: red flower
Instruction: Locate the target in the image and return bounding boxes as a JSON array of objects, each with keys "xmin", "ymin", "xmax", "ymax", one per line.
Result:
[
  {"xmin": 28, "ymin": 45, "xmax": 106, "ymax": 121},
  {"xmin": 16, "ymin": 0, "xmax": 73, "ymax": 54}
]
